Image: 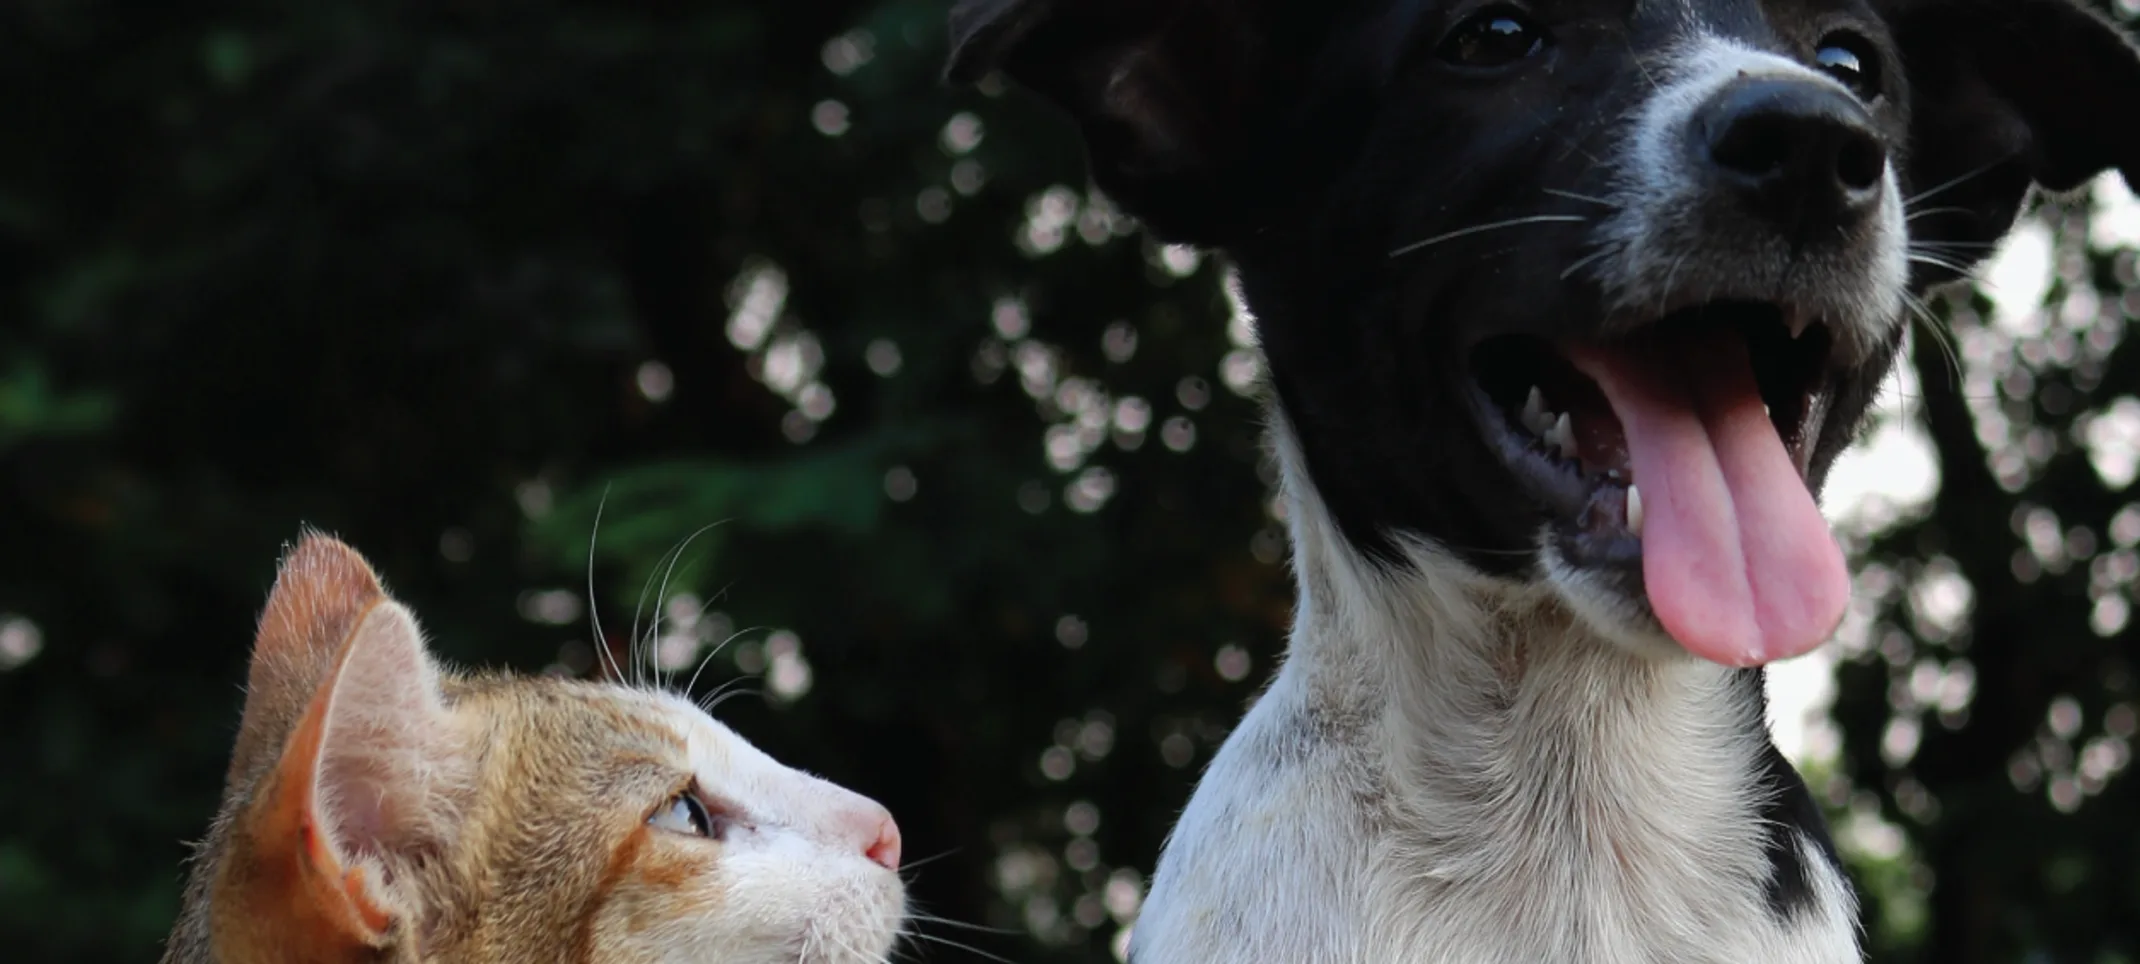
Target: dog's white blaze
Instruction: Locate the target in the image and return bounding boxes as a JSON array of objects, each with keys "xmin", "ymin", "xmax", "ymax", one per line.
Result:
[
  {"xmin": 1128, "ymin": 416, "xmax": 1859, "ymax": 964},
  {"xmin": 1596, "ymin": 35, "xmax": 1909, "ymax": 367}
]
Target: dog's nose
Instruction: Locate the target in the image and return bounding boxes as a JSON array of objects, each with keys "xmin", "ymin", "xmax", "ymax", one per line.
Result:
[{"xmin": 1692, "ymin": 78, "xmax": 1886, "ymax": 236}]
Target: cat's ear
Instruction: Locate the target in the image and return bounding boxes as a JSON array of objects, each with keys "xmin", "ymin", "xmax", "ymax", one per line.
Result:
[
  {"xmin": 1880, "ymin": 0, "xmax": 2140, "ymax": 287},
  {"xmin": 944, "ymin": 0, "xmax": 1297, "ymax": 243},
  {"xmin": 235, "ymin": 543, "xmax": 468, "ymax": 950},
  {"xmin": 229, "ymin": 532, "xmax": 388, "ymax": 786}
]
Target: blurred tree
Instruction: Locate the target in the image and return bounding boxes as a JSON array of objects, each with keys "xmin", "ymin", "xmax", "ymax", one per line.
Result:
[
  {"xmin": 0, "ymin": 1, "xmax": 2133, "ymax": 963},
  {"xmin": 1830, "ymin": 192, "xmax": 2140, "ymax": 963}
]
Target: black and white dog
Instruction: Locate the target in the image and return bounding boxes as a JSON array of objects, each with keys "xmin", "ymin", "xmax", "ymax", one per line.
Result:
[{"xmin": 949, "ymin": 0, "xmax": 2140, "ymax": 960}]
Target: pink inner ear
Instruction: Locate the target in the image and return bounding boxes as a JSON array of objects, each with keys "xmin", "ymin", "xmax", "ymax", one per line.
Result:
[
  {"xmin": 245, "ymin": 666, "xmax": 400, "ymax": 948},
  {"xmin": 319, "ymin": 767, "xmax": 395, "ymax": 867},
  {"xmin": 307, "ymin": 600, "xmax": 460, "ymax": 880}
]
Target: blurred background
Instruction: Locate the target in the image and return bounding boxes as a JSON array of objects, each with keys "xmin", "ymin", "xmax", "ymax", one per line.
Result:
[{"xmin": 1, "ymin": 2, "xmax": 2135, "ymax": 962}]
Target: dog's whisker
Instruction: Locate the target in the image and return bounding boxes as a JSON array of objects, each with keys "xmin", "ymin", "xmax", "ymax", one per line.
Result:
[
  {"xmin": 1543, "ymin": 188, "xmax": 1616, "ymax": 209},
  {"xmin": 1561, "ymin": 244, "xmax": 1622, "ymax": 280},
  {"xmin": 1389, "ymin": 215, "xmax": 1586, "ymax": 259},
  {"xmin": 1902, "ymin": 292, "xmax": 1963, "ymax": 378},
  {"xmin": 1446, "ymin": 545, "xmax": 1540, "ymax": 556},
  {"xmin": 1903, "ymin": 156, "xmax": 2010, "ymax": 210},
  {"xmin": 1904, "ymin": 204, "xmax": 1974, "ymax": 223},
  {"xmin": 1910, "ymin": 239, "xmax": 1999, "ymax": 253},
  {"xmin": 1656, "ymin": 253, "xmax": 1692, "ymax": 315},
  {"xmin": 1907, "ymin": 251, "xmax": 1976, "ymax": 275},
  {"xmin": 1624, "ymin": 38, "xmax": 1661, "ymax": 92}
]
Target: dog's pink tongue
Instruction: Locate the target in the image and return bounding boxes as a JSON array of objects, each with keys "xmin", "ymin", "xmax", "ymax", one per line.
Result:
[{"xmin": 1568, "ymin": 332, "xmax": 1849, "ymax": 666}]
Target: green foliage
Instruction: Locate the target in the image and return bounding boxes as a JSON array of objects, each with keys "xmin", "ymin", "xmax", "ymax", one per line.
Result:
[
  {"xmin": 0, "ymin": 1, "xmax": 2135, "ymax": 963},
  {"xmin": 0, "ymin": 361, "xmax": 117, "ymax": 452}
]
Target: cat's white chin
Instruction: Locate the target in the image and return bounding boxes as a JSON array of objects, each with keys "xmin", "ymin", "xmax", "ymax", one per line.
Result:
[{"xmin": 796, "ymin": 875, "xmax": 906, "ymax": 964}]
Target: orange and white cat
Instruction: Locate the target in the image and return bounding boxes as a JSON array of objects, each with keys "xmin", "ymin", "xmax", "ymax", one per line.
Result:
[{"xmin": 162, "ymin": 532, "xmax": 906, "ymax": 964}]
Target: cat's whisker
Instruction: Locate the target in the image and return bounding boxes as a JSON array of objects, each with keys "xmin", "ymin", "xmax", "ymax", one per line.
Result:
[
  {"xmin": 628, "ymin": 524, "xmax": 717, "ymax": 691},
  {"xmin": 681, "ymin": 623, "xmax": 766, "ymax": 701},
  {"xmin": 895, "ymin": 848, "xmax": 963, "ymax": 875},
  {"xmin": 833, "ymin": 931, "xmax": 880, "ymax": 964},
  {"xmin": 642, "ymin": 521, "xmax": 725, "ymax": 691},
  {"xmin": 661, "ymin": 579, "xmax": 741, "ymax": 693},
  {"xmin": 901, "ymin": 910, "xmax": 1014, "ymax": 935},
  {"xmin": 899, "ymin": 928, "xmax": 1022, "ymax": 964},
  {"xmin": 701, "ymin": 687, "xmax": 763, "ymax": 714},
  {"xmin": 586, "ymin": 488, "xmax": 626, "ymax": 685},
  {"xmin": 699, "ymin": 679, "xmax": 764, "ymax": 714},
  {"xmin": 696, "ymin": 670, "xmax": 759, "ymax": 706},
  {"xmin": 626, "ymin": 538, "xmax": 684, "ymax": 690},
  {"xmin": 813, "ymin": 925, "xmax": 871, "ymax": 964}
]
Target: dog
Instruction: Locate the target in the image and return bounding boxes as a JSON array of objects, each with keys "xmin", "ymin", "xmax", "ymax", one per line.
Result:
[{"xmin": 948, "ymin": 0, "xmax": 2140, "ymax": 960}]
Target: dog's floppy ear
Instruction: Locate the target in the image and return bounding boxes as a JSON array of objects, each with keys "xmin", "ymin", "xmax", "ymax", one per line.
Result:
[
  {"xmin": 1885, "ymin": 0, "xmax": 2140, "ymax": 285},
  {"xmin": 945, "ymin": 0, "xmax": 1299, "ymax": 243}
]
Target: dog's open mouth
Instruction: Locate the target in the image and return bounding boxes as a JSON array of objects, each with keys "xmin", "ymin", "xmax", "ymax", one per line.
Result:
[{"xmin": 1466, "ymin": 301, "xmax": 1852, "ymax": 666}]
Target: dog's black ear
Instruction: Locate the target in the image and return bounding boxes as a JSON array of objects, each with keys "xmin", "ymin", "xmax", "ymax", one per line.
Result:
[
  {"xmin": 945, "ymin": 0, "xmax": 1297, "ymax": 243},
  {"xmin": 1886, "ymin": 0, "xmax": 2140, "ymax": 284}
]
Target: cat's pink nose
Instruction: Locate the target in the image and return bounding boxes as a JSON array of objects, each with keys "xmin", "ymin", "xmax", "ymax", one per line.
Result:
[
  {"xmin": 860, "ymin": 814, "xmax": 903, "ymax": 874},
  {"xmin": 819, "ymin": 786, "xmax": 901, "ymax": 871}
]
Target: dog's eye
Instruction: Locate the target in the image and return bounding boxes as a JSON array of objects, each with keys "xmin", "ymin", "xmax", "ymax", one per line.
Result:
[
  {"xmin": 1814, "ymin": 33, "xmax": 1881, "ymax": 99},
  {"xmin": 1437, "ymin": 6, "xmax": 1548, "ymax": 69}
]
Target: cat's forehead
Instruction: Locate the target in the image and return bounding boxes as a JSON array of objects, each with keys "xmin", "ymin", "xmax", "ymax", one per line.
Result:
[
  {"xmin": 606, "ymin": 686, "xmax": 749, "ymax": 760},
  {"xmin": 448, "ymin": 675, "xmax": 676, "ymax": 752},
  {"xmin": 456, "ymin": 675, "xmax": 752, "ymax": 760}
]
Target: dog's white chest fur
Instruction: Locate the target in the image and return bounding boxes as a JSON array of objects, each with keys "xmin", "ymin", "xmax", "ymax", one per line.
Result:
[{"xmin": 1128, "ymin": 434, "xmax": 1859, "ymax": 964}]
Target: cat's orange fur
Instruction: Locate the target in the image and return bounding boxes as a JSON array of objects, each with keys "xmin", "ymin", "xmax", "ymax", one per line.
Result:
[{"xmin": 163, "ymin": 533, "xmax": 905, "ymax": 964}]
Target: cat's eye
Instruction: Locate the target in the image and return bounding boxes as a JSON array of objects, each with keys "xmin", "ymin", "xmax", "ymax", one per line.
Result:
[
  {"xmin": 1437, "ymin": 6, "xmax": 1549, "ymax": 70},
  {"xmin": 650, "ymin": 790, "xmax": 719, "ymax": 838},
  {"xmin": 1814, "ymin": 33, "xmax": 1881, "ymax": 100}
]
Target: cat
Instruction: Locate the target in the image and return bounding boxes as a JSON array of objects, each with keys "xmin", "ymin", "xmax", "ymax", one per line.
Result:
[{"xmin": 161, "ymin": 531, "xmax": 906, "ymax": 964}]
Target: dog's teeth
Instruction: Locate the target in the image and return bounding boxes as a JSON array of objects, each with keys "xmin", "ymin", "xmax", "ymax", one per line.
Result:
[
  {"xmin": 1626, "ymin": 484, "xmax": 1645, "ymax": 534},
  {"xmin": 1548, "ymin": 413, "xmax": 1576, "ymax": 460},
  {"xmin": 1523, "ymin": 387, "xmax": 1547, "ymax": 432}
]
